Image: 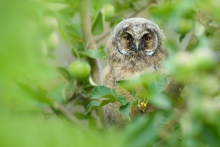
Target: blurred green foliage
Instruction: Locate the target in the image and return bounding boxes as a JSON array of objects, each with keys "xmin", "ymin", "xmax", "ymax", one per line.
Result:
[{"xmin": 0, "ymin": 0, "xmax": 220, "ymax": 147}]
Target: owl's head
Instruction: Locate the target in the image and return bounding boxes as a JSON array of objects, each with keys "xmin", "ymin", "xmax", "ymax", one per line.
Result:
[{"xmin": 110, "ymin": 18, "xmax": 165, "ymax": 57}]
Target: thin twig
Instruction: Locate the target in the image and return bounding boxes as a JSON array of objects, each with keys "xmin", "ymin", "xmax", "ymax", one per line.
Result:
[
  {"xmin": 185, "ymin": 32, "xmax": 198, "ymax": 51},
  {"xmin": 130, "ymin": 0, "xmax": 157, "ymax": 18},
  {"xmin": 56, "ymin": 103, "xmax": 84, "ymax": 126}
]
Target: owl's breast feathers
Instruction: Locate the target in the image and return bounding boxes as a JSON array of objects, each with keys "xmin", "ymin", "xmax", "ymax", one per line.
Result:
[
  {"xmin": 102, "ymin": 42, "xmax": 165, "ymax": 126},
  {"xmin": 102, "ymin": 62, "xmax": 158, "ymax": 126}
]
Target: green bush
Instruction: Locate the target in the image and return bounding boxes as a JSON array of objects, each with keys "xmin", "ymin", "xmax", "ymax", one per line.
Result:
[{"xmin": 0, "ymin": 0, "xmax": 220, "ymax": 147}]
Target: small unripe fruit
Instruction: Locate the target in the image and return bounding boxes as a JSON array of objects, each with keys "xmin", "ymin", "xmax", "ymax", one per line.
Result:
[
  {"xmin": 69, "ymin": 60, "xmax": 91, "ymax": 81},
  {"xmin": 175, "ymin": 18, "xmax": 193, "ymax": 34},
  {"xmin": 39, "ymin": 40, "xmax": 47, "ymax": 56},
  {"xmin": 103, "ymin": 4, "xmax": 115, "ymax": 20},
  {"xmin": 193, "ymin": 48, "xmax": 215, "ymax": 70},
  {"xmin": 46, "ymin": 32, "xmax": 59, "ymax": 50},
  {"xmin": 39, "ymin": 15, "xmax": 59, "ymax": 35},
  {"xmin": 167, "ymin": 51, "xmax": 196, "ymax": 82}
]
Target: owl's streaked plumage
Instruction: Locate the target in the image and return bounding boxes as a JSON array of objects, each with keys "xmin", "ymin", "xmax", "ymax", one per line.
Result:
[{"xmin": 102, "ymin": 18, "xmax": 166, "ymax": 126}]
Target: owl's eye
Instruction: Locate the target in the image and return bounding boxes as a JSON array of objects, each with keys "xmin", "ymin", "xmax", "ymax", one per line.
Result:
[
  {"xmin": 124, "ymin": 33, "xmax": 132, "ymax": 41},
  {"xmin": 143, "ymin": 34, "xmax": 151, "ymax": 41}
]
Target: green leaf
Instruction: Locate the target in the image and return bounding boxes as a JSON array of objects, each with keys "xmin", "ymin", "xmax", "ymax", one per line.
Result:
[
  {"xmin": 142, "ymin": 74, "xmax": 167, "ymax": 93},
  {"xmin": 109, "ymin": 15, "xmax": 122, "ymax": 27},
  {"xmin": 78, "ymin": 49, "xmax": 107, "ymax": 59},
  {"xmin": 0, "ymin": 114, "xmax": 124, "ymax": 147},
  {"xmin": 92, "ymin": 10, "xmax": 104, "ymax": 35},
  {"xmin": 150, "ymin": 92, "xmax": 172, "ymax": 109},
  {"xmin": 56, "ymin": 67, "xmax": 72, "ymax": 81},
  {"xmin": 16, "ymin": 81, "xmax": 54, "ymax": 106},
  {"xmin": 116, "ymin": 80, "xmax": 136, "ymax": 96},
  {"xmin": 62, "ymin": 25, "xmax": 81, "ymax": 41},
  {"xmin": 203, "ymin": 123, "xmax": 220, "ymax": 147},
  {"xmin": 44, "ymin": 2, "xmax": 70, "ymax": 11},
  {"xmin": 116, "ymin": 78, "xmax": 142, "ymax": 98},
  {"xmin": 154, "ymin": 75, "xmax": 168, "ymax": 92},
  {"xmin": 120, "ymin": 103, "xmax": 131, "ymax": 121},
  {"xmin": 49, "ymin": 83, "xmax": 66, "ymax": 103},
  {"xmin": 84, "ymin": 100, "xmax": 112, "ymax": 114},
  {"xmin": 179, "ymin": 34, "xmax": 186, "ymax": 42},
  {"xmin": 74, "ymin": 112, "xmax": 90, "ymax": 119},
  {"xmin": 90, "ymin": 86, "xmax": 128, "ymax": 105},
  {"xmin": 125, "ymin": 111, "xmax": 165, "ymax": 147}
]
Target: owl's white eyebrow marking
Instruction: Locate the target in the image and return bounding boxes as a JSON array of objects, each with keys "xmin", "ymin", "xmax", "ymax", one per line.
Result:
[
  {"xmin": 141, "ymin": 31, "xmax": 150, "ymax": 36},
  {"xmin": 126, "ymin": 31, "xmax": 133, "ymax": 35}
]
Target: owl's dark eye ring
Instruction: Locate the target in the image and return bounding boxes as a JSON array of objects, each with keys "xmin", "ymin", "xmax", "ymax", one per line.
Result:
[
  {"xmin": 124, "ymin": 33, "xmax": 132, "ymax": 41},
  {"xmin": 143, "ymin": 34, "xmax": 151, "ymax": 41}
]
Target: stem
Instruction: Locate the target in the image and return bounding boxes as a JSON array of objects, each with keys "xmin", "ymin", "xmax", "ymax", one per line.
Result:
[
  {"xmin": 50, "ymin": 101, "xmax": 86, "ymax": 128},
  {"xmin": 72, "ymin": 46, "xmax": 80, "ymax": 60},
  {"xmin": 79, "ymin": 0, "xmax": 102, "ymax": 84},
  {"xmin": 185, "ymin": 32, "xmax": 198, "ymax": 51},
  {"xmin": 57, "ymin": 103, "xmax": 84, "ymax": 126}
]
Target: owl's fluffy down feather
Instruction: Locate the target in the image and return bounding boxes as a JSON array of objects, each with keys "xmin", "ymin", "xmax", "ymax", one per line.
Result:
[{"xmin": 102, "ymin": 18, "xmax": 166, "ymax": 126}]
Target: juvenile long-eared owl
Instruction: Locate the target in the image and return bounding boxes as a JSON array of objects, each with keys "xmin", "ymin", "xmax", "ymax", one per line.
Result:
[{"xmin": 102, "ymin": 18, "xmax": 166, "ymax": 126}]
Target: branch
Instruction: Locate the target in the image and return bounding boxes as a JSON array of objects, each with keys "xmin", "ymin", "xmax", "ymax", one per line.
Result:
[
  {"xmin": 79, "ymin": 0, "xmax": 102, "ymax": 85},
  {"xmin": 56, "ymin": 103, "xmax": 84, "ymax": 126},
  {"xmin": 185, "ymin": 32, "xmax": 198, "ymax": 51},
  {"xmin": 49, "ymin": 101, "xmax": 87, "ymax": 128},
  {"xmin": 164, "ymin": 78, "xmax": 184, "ymax": 98},
  {"xmin": 129, "ymin": 0, "xmax": 157, "ymax": 18},
  {"xmin": 79, "ymin": 0, "xmax": 106, "ymax": 128}
]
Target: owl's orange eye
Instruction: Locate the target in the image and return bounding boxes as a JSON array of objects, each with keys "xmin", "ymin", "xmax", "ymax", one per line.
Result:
[
  {"xmin": 144, "ymin": 35, "xmax": 151, "ymax": 41},
  {"xmin": 124, "ymin": 33, "xmax": 132, "ymax": 41}
]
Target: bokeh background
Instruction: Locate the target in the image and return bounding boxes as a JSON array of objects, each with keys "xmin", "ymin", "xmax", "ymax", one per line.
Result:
[{"xmin": 0, "ymin": 0, "xmax": 220, "ymax": 147}]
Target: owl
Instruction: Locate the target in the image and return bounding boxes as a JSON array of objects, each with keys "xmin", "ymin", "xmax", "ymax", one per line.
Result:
[{"xmin": 102, "ymin": 18, "xmax": 166, "ymax": 126}]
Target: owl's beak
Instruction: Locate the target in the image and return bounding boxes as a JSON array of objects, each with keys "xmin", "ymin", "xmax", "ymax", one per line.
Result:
[{"xmin": 135, "ymin": 41, "xmax": 140, "ymax": 52}]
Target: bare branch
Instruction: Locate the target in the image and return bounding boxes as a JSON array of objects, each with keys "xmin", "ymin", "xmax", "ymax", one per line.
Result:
[{"xmin": 56, "ymin": 103, "xmax": 84, "ymax": 126}]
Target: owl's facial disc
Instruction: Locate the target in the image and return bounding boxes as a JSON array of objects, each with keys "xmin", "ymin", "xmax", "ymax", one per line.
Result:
[
  {"xmin": 116, "ymin": 25, "xmax": 159, "ymax": 56},
  {"xmin": 124, "ymin": 32, "xmax": 140, "ymax": 52}
]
